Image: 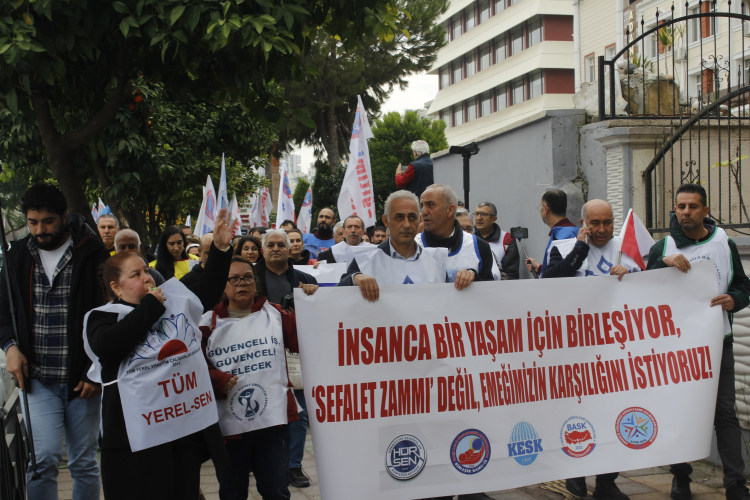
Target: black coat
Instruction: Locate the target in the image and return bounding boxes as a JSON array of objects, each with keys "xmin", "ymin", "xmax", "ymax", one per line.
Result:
[
  {"xmin": 0, "ymin": 214, "xmax": 110, "ymax": 400},
  {"xmin": 254, "ymin": 258, "xmax": 318, "ymax": 300},
  {"xmin": 86, "ymin": 242, "xmax": 232, "ymax": 464}
]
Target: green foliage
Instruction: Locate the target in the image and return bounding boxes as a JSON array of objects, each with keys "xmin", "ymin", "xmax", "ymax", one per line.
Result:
[
  {"xmin": 368, "ymin": 111, "xmax": 447, "ymax": 215},
  {"xmin": 311, "ymin": 161, "xmax": 345, "ymax": 223},
  {"xmin": 292, "ymin": 177, "xmax": 311, "ymax": 219},
  {"xmin": 278, "ymin": 0, "xmax": 448, "ymax": 166}
]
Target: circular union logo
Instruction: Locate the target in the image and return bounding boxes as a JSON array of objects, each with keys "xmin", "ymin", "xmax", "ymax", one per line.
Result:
[
  {"xmin": 508, "ymin": 421, "xmax": 542, "ymax": 466},
  {"xmin": 230, "ymin": 383, "xmax": 268, "ymax": 422},
  {"xmin": 560, "ymin": 416, "xmax": 596, "ymax": 458},
  {"xmin": 616, "ymin": 407, "xmax": 658, "ymax": 449},
  {"xmin": 385, "ymin": 434, "xmax": 426, "ymax": 480},
  {"xmin": 450, "ymin": 429, "xmax": 491, "ymax": 475}
]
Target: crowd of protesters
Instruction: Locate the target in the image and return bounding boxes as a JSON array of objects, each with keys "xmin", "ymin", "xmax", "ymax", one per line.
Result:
[{"xmin": 0, "ymin": 180, "xmax": 747, "ymax": 500}]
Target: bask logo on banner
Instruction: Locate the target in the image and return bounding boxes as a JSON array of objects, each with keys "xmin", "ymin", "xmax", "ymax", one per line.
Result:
[{"xmin": 293, "ymin": 263, "xmax": 724, "ymax": 500}]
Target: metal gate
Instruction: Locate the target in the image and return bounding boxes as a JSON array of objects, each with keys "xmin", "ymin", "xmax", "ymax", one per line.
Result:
[{"xmin": 598, "ymin": 1, "xmax": 750, "ymax": 233}]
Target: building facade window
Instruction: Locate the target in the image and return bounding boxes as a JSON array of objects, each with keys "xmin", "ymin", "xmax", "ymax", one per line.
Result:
[
  {"xmin": 440, "ymin": 67, "xmax": 450, "ymax": 89},
  {"xmin": 510, "ymin": 0, "xmax": 521, "ymax": 4},
  {"xmin": 479, "ymin": 0, "xmax": 491, "ymax": 23},
  {"xmin": 495, "ymin": 35, "xmax": 507, "ymax": 62},
  {"xmin": 494, "ymin": 0, "xmax": 505, "ymax": 15},
  {"xmin": 512, "ymin": 76, "xmax": 525, "ymax": 104},
  {"xmin": 495, "ymin": 84, "xmax": 507, "ymax": 110},
  {"xmin": 510, "ymin": 26, "xmax": 524, "ymax": 56},
  {"xmin": 529, "ymin": 69, "xmax": 543, "ymax": 98},
  {"xmin": 467, "ymin": 98, "xmax": 478, "ymax": 121},
  {"xmin": 480, "ymin": 91, "xmax": 492, "ymax": 116},
  {"xmin": 453, "ymin": 104, "xmax": 464, "ymax": 126},
  {"xmin": 466, "ymin": 50, "xmax": 476, "ymax": 77},
  {"xmin": 440, "ymin": 108, "xmax": 451, "ymax": 128},
  {"xmin": 452, "ymin": 57, "xmax": 463, "ymax": 83},
  {"xmin": 465, "ymin": 5, "xmax": 476, "ymax": 32},
  {"xmin": 585, "ymin": 55, "xmax": 595, "ymax": 82},
  {"xmin": 479, "ymin": 42, "xmax": 491, "ymax": 70},
  {"xmin": 443, "ymin": 20, "xmax": 451, "ymax": 43},
  {"xmin": 528, "ymin": 16, "xmax": 542, "ymax": 47},
  {"xmin": 452, "ymin": 12, "xmax": 463, "ymax": 39}
]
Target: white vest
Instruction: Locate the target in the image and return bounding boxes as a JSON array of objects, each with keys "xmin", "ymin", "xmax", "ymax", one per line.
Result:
[
  {"xmin": 416, "ymin": 231, "xmax": 483, "ymax": 283},
  {"xmin": 330, "ymin": 241, "xmax": 374, "ymax": 265},
  {"xmin": 486, "ymin": 230, "xmax": 508, "ymax": 267},
  {"xmin": 83, "ymin": 279, "xmax": 218, "ymax": 452},
  {"xmin": 664, "ymin": 228, "xmax": 733, "ymax": 334},
  {"xmin": 552, "ymin": 236, "xmax": 641, "ymax": 277},
  {"xmin": 349, "ymin": 244, "xmax": 449, "ymax": 285},
  {"xmin": 202, "ymin": 302, "xmax": 290, "ymax": 435}
]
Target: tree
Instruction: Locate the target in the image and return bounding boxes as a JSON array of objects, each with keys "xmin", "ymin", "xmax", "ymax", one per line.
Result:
[
  {"xmin": 310, "ymin": 160, "xmax": 345, "ymax": 222},
  {"xmin": 278, "ymin": 0, "xmax": 448, "ymax": 166},
  {"xmin": 368, "ymin": 110, "xmax": 447, "ymax": 215},
  {"xmin": 0, "ymin": 0, "xmax": 411, "ymax": 225}
]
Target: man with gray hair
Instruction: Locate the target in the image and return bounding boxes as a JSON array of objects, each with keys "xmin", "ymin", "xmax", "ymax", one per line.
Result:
[
  {"xmin": 254, "ymin": 229, "xmax": 319, "ymax": 305},
  {"xmin": 417, "ymin": 184, "xmax": 495, "ymax": 284},
  {"xmin": 474, "ymin": 201, "xmax": 520, "ymax": 280},
  {"xmin": 97, "ymin": 213, "xmax": 119, "ymax": 256},
  {"xmin": 114, "ymin": 229, "xmax": 166, "ymax": 287},
  {"xmin": 332, "ymin": 221, "xmax": 345, "ymax": 245},
  {"xmin": 338, "ymin": 190, "xmax": 450, "ymax": 299},
  {"xmin": 395, "ymin": 139, "xmax": 434, "ymax": 199}
]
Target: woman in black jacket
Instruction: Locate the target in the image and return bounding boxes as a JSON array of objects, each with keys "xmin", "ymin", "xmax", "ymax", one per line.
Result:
[{"xmin": 86, "ymin": 210, "xmax": 236, "ymax": 500}]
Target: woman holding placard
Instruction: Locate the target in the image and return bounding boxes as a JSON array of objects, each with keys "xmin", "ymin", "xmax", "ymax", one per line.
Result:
[
  {"xmin": 85, "ymin": 209, "xmax": 236, "ymax": 500},
  {"xmin": 200, "ymin": 256, "xmax": 301, "ymax": 500}
]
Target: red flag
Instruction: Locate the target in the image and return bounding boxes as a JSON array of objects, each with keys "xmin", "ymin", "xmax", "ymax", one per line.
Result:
[{"xmin": 618, "ymin": 209, "xmax": 655, "ymax": 270}]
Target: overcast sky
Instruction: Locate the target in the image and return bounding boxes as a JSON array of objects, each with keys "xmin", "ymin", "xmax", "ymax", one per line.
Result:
[{"xmin": 293, "ymin": 72, "xmax": 438, "ymax": 174}]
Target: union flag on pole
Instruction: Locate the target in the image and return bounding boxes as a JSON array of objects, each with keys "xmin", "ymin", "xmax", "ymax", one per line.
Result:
[
  {"xmin": 298, "ymin": 187, "xmax": 313, "ymax": 233},
  {"xmin": 618, "ymin": 209, "xmax": 655, "ymax": 270}
]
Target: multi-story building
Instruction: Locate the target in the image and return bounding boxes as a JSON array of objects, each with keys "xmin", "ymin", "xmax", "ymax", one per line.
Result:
[
  {"xmin": 576, "ymin": 0, "xmax": 750, "ymax": 102},
  {"xmin": 426, "ymin": 0, "xmax": 576, "ymax": 145}
]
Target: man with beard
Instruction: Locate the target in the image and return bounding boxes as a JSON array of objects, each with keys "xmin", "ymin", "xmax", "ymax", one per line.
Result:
[
  {"xmin": 317, "ymin": 215, "xmax": 373, "ymax": 266},
  {"xmin": 114, "ymin": 229, "xmax": 165, "ymax": 286},
  {"xmin": 0, "ymin": 184, "xmax": 110, "ymax": 498},
  {"xmin": 253, "ymin": 229, "xmax": 319, "ymax": 488},
  {"xmin": 647, "ymin": 184, "xmax": 750, "ymax": 500},
  {"xmin": 302, "ymin": 207, "xmax": 336, "ymax": 259},
  {"xmin": 416, "ymin": 184, "xmax": 495, "ymax": 284},
  {"xmin": 97, "ymin": 213, "xmax": 119, "ymax": 256},
  {"xmin": 474, "ymin": 201, "xmax": 520, "ymax": 280}
]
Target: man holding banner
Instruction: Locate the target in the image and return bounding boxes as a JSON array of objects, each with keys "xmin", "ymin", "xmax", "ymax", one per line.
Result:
[
  {"xmin": 416, "ymin": 184, "xmax": 495, "ymax": 285},
  {"xmin": 647, "ymin": 184, "xmax": 750, "ymax": 500},
  {"xmin": 338, "ymin": 190, "xmax": 449, "ymax": 298},
  {"xmin": 540, "ymin": 199, "xmax": 638, "ymax": 500}
]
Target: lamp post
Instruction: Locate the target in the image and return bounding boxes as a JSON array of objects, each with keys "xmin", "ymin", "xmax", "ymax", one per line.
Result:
[{"xmin": 448, "ymin": 142, "xmax": 480, "ymax": 207}]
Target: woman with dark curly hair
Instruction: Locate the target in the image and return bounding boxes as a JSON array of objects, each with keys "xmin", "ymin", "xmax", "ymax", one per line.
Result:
[{"xmin": 150, "ymin": 225, "xmax": 200, "ymax": 280}]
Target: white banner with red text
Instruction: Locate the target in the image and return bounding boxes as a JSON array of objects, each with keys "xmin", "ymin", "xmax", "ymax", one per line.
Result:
[{"xmin": 293, "ymin": 263, "xmax": 724, "ymax": 500}]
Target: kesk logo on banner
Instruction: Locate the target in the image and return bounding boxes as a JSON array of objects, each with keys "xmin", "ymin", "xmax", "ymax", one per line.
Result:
[
  {"xmin": 293, "ymin": 263, "xmax": 725, "ymax": 500},
  {"xmin": 337, "ymin": 95, "xmax": 376, "ymax": 228}
]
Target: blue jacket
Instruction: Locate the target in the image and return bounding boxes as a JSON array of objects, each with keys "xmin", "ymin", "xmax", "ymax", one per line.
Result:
[{"xmin": 541, "ymin": 224, "xmax": 579, "ymax": 275}]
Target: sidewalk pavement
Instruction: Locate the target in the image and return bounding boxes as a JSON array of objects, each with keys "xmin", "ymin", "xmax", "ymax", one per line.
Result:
[{"xmin": 56, "ymin": 432, "xmax": 732, "ymax": 500}]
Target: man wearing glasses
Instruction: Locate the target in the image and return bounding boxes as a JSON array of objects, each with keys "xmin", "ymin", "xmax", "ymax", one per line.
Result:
[{"xmin": 473, "ymin": 202, "xmax": 520, "ymax": 280}]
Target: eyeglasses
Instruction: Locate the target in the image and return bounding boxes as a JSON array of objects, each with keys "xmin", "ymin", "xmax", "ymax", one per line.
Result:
[
  {"xmin": 472, "ymin": 212, "xmax": 494, "ymax": 218},
  {"xmin": 462, "ymin": 226, "xmax": 475, "ymax": 233},
  {"xmin": 227, "ymin": 275, "xmax": 259, "ymax": 286}
]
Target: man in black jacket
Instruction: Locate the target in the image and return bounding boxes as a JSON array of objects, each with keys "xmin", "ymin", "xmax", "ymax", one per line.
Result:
[
  {"xmin": 0, "ymin": 184, "xmax": 110, "ymax": 497},
  {"xmin": 395, "ymin": 140, "xmax": 434, "ymax": 199},
  {"xmin": 417, "ymin": 184, "xmax": 495, "ymax": 284},
  {"xmin": 474, "ymin": 201, "xmax": 520, "ymax": 280}
]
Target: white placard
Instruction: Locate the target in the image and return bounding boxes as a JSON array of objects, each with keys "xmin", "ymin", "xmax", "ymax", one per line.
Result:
[{"xmin": 294, "ymin": 262, "xmax": 348, "ymax": 287}]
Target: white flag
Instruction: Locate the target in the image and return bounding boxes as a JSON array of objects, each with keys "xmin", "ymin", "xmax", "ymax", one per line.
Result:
[
  {"xmin": 298, "ymin": 186, "xmax": 313, "ymax": 234},
  {"xmin": 276, "ymin": 160, "xmax": 296, "ymax": 226},
  {"xmin": 229, "ymin": 193, "xmax": 242, "ymax": 237},
  {"xmin": 337, "ymin": 95, "xmax": 376, "ymax": 228},
  {"xmin": 185, "ymin": 215, "xmax": 191, "ymax": 227},
  {"xmin": 97, "ymin": 197, "xmax": 106, "ymax": 216},
  {"xmin": 91, "ymin": 204, "xmax": 99, "ymax": 223},
  {"xmin": 260, "ymin": 187, "xmax": 272, "ymax": 227},
  {"xmin": 215, "ymin": 154, "xmax": 229, "ymax": 218},
  {"xmin": 195, "ymin": 175, "xmax": 217, "ymax": 236},
  {"xmin": 247, "ymin": 193, "xmax": 261, "ymax": 228}
]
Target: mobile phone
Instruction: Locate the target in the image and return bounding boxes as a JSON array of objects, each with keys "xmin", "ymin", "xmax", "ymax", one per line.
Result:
[{"xmin": 509, "ymin": 227, "xmax": 528, "ymax": 240}]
